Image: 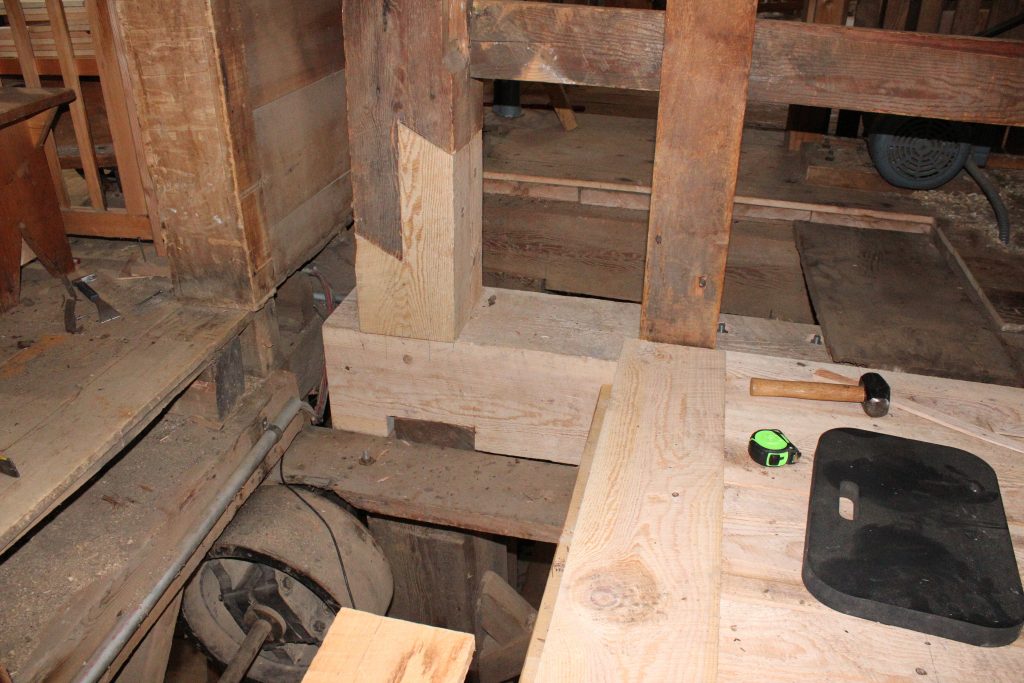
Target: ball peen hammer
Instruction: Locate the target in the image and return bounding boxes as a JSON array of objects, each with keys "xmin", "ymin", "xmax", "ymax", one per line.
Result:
[{"xmin": 749, "ymin": 372, "xmax": 891, "ymax": 418}]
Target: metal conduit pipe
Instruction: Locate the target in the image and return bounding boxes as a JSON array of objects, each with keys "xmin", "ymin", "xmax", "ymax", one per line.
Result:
[{"xmin": 74, "ymin": 397, "xmax": 305, "ymax": 683}]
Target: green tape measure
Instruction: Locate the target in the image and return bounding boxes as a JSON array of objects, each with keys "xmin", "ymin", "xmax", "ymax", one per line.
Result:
[{"xmin": 748, "ymin": 429, "xmax": 800, "ymax": 468}]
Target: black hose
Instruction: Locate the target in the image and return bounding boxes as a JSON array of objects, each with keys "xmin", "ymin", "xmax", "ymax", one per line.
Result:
[
  {"xmin": 978, "ymin": 12, "xmax": 1024, "ymax": 38},
  {"xmin": 964, "ymin": 158, "xmax": 1011, "ymax": 245}
]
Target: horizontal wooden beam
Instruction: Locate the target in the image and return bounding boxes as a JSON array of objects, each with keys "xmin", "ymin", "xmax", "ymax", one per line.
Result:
[
  {"xmin": 469, "ymin": 0, "xmax": 1024, "ymax": 126},
  {"xmin": 61, "ymin": 208, "xmax": 153, "ymax": 240},
  {"xmin": 282, "ymin": 426, "xmax": 576, "ymax": 543},
  {"xmin": 0, "ymin": 57, "xmax": 100, "ymax": 77}
]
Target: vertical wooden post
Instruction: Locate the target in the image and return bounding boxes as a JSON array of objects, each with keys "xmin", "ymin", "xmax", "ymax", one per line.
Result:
[
  {"xmin": 784, "ymin": 0, "xmax": 851, "ymax": 151},
  {"xmin": 44, "ymin": 0, "xmax": 105, "ymax": 209},
  {"xmin": 640, "ymin": 0, "xmax": 758, "ymax": 348},
  {"xmin": 112, "ymin": 0, "xmax": 274, "ymax": 307},
  {"xmin": 5, "ymin": 0, "xmax": 69, "ymax": 207},
  {"xmin": 342, "ymin": 0, "xmax": 483, "ymax": 342}
]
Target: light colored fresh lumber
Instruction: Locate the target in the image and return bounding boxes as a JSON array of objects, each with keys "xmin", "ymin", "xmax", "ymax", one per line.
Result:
[
  {"xmin": 719, "ymin": 351, "xmax": 1024, "ymax": 681},
  {"xmin": 343, "ymin": 0, "xmax": 482, "ymax": 342},
  {"xmin": 303, "ymin": 608, "xmax": 475, "ymax": 683},
  {"xmin": 354, "ymin": 125, "xmax": 483, "ymax": 341},
  {"xmin": 326, "ymin": 287, "xmax": 627, "ymax": 464},
  {"xmin": 533, "ymin": 340, "xmax": 725, "ymax": 681},
  {"xmin": 521, "ymin": 385, "xmax": 611, "ymax": 682},
  {"xmin": 325, "ymin": 287, "xmax": 828, "ymax": 465}
]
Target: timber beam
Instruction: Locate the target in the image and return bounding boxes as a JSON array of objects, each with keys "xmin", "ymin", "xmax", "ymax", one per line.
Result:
[
  {"xmin": 342, "ymin": 0, "xmax": 484, "ymax": 342},
  {"xmin": 469, "ymin": 0, "xmax": 1024, "ymax": 127},
  {"xmin": 323, "ymin": 286, "xmax": 829, "ymax": 467}
]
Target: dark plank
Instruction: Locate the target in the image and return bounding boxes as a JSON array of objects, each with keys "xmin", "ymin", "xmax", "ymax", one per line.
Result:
[
  {"xmin": 469, "ymin": 1, "xmax": 1024, "ymax": 126},
  {"xmin": 0, "ymin": 87, "xmax": 73, "ymax": 128},
  {"xmin": 114, "ymin": 0, "xmax": 275, "ymax": 306},
  {"xmin": 282, "ymin": 427, "xmax": 576, "ymax": 543},
  {"xmin": 0, "ymin": 122, "xmax": 73, "ymax": 312},
  {"xmin": 641, "ymin": 0, "xmax": 758, "ymax": 347},
  {"xmin": 238, "ymin": 0, "xmax": 345, "ymax": 108},
  {"xmin": 796, "ymin": 223, "xmax": 1023, "ymax": 386},
  {"xmin": 366, "ymin": 515, "xmax": 507, "ymax": 646},
  {"xmin": 784, "ymin": 0, "xmax": 850, "ymax": 148},
  {"xmin": 484, "ymin": 195, "xmax": 815, "ymax": 324},
  {"xmin": 0, "ymin": 373, "xmax": 301, "ymax": 681}
]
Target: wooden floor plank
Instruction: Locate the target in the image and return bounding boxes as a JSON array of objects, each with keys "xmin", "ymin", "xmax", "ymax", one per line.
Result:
[
  {"xmin": 533, "ymin": 340, "xmax": 726, "ymax": 681},
  {"xmin": 521, "ymin": 385, "xmax": 611, "ymax": 682},
  {"xmin": 282, "ymin": 427, "xmax": 576, "ymax": 543},
  {"xmin": 0, "ymin": 373, "xmax": 301, "ymax": 682},
  {"xmin": 720, "ymin": 351, "xmax": 1024, "ymax": 681},
  {"xmin": 0, "ymin": 276, "xmax": 249, "ymax": 554},
  {"xmin": 796, "ymin": 223, "xmax": 1022, "ymax": 386},
  {"xmin": 303, "ymin": 608, "xmax": 474, "ymax": 683}
]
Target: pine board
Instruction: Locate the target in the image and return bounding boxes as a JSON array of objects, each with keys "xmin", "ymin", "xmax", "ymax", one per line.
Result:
[
  {"xmin": 303, "ymin": 609, "xmax": 474, "ymax": 683},
  {"xmin": 533, "ymin": 340, "xmax": 726, "ymax": 681}
]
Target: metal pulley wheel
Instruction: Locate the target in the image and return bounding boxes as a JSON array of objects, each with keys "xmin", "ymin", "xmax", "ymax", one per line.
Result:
[{"xmin": 182, "ymin": 484, "xmax": 393, "ymax": 682}]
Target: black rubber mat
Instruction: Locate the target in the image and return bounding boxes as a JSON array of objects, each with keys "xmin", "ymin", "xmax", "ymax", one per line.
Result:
[{"xmin": 803, "ymin": 428, "xmax": 1024, "ymax": 646}]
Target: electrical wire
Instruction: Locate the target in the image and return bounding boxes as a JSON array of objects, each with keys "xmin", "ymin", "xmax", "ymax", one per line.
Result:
[
  {"xmin": 278, "ymin": 450, "xmax": 358, "ymax": 612},
  {"xmin": 965, "ymin": 157, "xmax": 1012, "ymax": 245},
  {"xmin": 305, "ymin": 266, "xmax": 336, "ymax": 425}
]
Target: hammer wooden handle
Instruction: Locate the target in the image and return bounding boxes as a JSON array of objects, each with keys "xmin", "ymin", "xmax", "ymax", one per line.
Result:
[{"xmin": 749, "ymin": 378, "xmax": 865, "ymax": 403}]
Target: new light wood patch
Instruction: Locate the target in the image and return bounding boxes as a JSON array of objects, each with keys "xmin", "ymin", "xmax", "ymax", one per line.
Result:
[
  {"xmin": 355, "ymin": 125, "xmax": 482, "ymax": 342},
  {"xmin": 532, "ymin": 340, "xmax": 726, "ymax": 681},
  {"xmin": 303, "ymin": 609, "xmax": 474, "ymax": 683},
  {"xmin": 325, "ymin": 287, "xmax": 828, "ymax": 465}
]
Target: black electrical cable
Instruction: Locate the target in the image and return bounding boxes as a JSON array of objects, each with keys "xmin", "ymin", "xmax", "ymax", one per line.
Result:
[
  {"xmin": 278, "ymin": 450, "xmax": 358, "ymax": 612},
  {"xmin": 964, "ymin": 157, "xmax": 1012, "ymax": 245},
  {"xmin": 978, "ymin": 12, "xmax": 1024, "ymax": 38}
]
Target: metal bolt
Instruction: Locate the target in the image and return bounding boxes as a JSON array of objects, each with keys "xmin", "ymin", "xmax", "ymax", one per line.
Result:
[
  {"xmin": 261, "ymin": 417, "xmax": 269, "ymax": 430},
  {"xmin": 359, "ymin": 449, "xmax": 375, "ymax": 466},
  {"xmin": 810, "ymin": 334, "xmax": 823, "ymax": 345},
  {"xmin": 314, "ymin": 620, "xmax": 326, "ymax": 633}
]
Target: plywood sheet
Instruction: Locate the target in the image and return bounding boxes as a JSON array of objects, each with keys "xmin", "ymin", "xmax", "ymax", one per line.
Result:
[{"xmin": 796, "ymin": 222, "xmax": 1022, "ymax": 386}]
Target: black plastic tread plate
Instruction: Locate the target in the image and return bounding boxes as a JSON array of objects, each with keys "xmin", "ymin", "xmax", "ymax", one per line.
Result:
[{"xmin": 803, "ymin": 428, "xmax": 1024, "ymax": 646}]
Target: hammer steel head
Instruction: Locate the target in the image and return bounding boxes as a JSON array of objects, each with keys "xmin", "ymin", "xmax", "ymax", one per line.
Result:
[{"xmin": 859, "ymin": 372, "xmax": 890, "ymax": 417}]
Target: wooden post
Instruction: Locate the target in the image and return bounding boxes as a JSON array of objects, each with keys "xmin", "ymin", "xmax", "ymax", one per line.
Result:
[
  {"xmin": 342, "ymin": 0, "xmax": 483, "ymax": 342},
  {"xmin": 112, "ymin": 0, "xmax": 275, "ymax": 308},
  {"xmin": 640, "ymin": 0, "xmax": 758, "ymax": 348},
  {"xmin": 784, "ymin": 0, "xmax": 850, "ymax": 151}
]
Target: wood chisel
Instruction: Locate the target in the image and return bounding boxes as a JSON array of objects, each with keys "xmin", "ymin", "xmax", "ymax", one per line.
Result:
[{"xmin": 73, "ymin": 274, "xmax": 122, "ymax": 323}]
